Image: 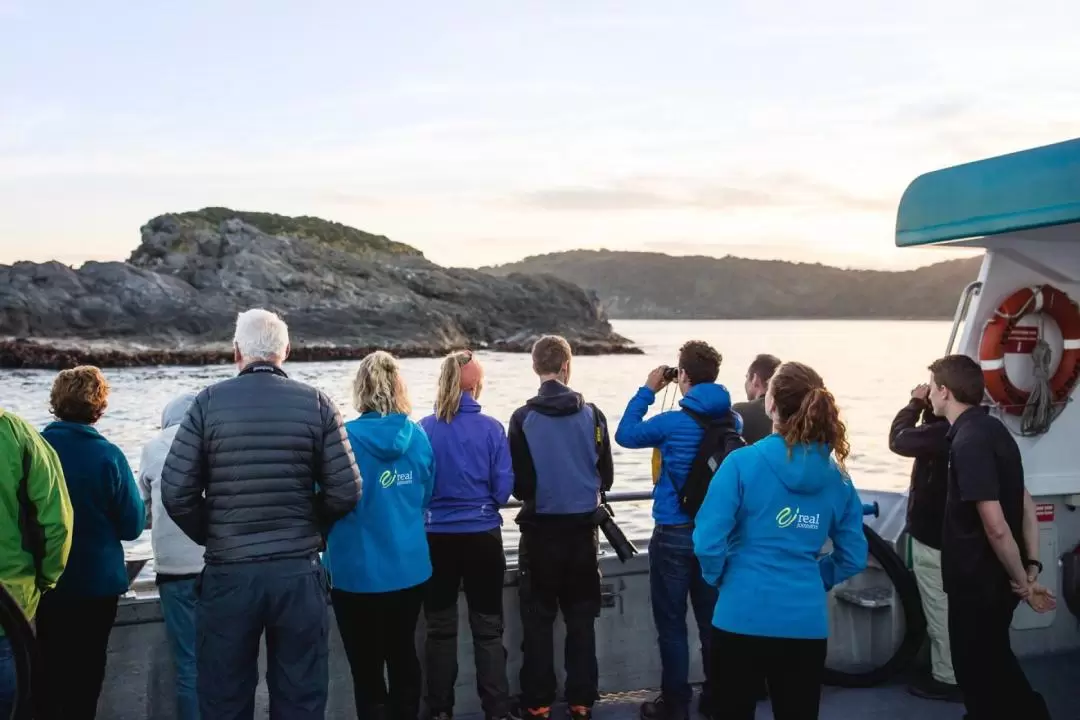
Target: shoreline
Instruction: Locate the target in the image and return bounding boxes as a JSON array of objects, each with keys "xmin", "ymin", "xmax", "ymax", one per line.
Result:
[{"xmin": 0, "ymin": 338, "xmax": 643, "ymax": 370}]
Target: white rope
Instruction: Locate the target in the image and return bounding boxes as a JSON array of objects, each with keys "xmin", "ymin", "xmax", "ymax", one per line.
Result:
[{"xmin": 1021, "ymin": 336, "xmax": 1055, "ymax": 435}]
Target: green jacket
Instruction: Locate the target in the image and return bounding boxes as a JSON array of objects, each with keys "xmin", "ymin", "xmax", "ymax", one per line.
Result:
[{"xmin": 0, "ymin": 408, "xmax": 73, "ymax": 628}]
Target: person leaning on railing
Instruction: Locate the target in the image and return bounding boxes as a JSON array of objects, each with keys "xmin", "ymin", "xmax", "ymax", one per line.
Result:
[{"xmin": 0, "ymin": 408, "xmax": 73, "ymax": 720}]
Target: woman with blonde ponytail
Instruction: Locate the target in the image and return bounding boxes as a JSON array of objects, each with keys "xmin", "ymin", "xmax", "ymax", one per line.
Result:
[
  {"xmin": 324, "ymin": 351, "xmax": 435, "ymax": 720},
  {"xmin": 692, "ymin": 362, "xmax": 868, "ymax": 720},
  {"xmin": 418, "ymin": 350, "xmax": 514, "ymax": 720}
]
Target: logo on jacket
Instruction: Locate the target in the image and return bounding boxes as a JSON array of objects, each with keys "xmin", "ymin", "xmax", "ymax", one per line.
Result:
[
  {"xmin": 379, "ymin": 469, "xmax": 414, "ymax": 488},
  {"xmin": 776, "ymin": 506, "xmax": 820, "ymax": 530}
]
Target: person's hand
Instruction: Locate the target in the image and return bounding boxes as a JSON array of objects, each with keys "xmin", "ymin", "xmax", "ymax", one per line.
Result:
[
  {"xmin": 646, "ymin": 366, "xmax": 671, "ymax": 393},
  {"xmin": 1027, "ymin": 565, "xmax": 1040, "ymax": 585},
  {"xmin": 1026, "ymin": 583, "xmax": 1057, "ymax": 613},
  {"xmin": 911, "ymin": 384, "xmax": 930, "ymax": 403},
  {"xmin": 1010, "ymin": 579, "xmax": 1032, "ymax": 600}
]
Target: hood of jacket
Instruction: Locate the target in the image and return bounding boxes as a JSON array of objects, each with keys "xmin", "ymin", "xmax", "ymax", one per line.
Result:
[
  {"xmin": 679, "ymin": 382, "xmax": 733, "ymax": 419},
  {"xmin": 526, "ymin": 380, "xmax": 585, "ymax": 417},
  {"xmin": 161, "ymin": 393, "xmax": 197, "ymax": 430},
  {"xmin": 756, "ymin": 435, "xmax": 840, "ymax": 495},
  {"xmin": 348, "ymin": 412, "xmax": 414, "ymax": 461}
]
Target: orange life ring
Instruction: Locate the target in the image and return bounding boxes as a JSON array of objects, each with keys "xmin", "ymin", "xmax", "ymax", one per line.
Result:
[{"xmin": 978, "ymin": 284, "xmax": 1080, "ymax": 415}]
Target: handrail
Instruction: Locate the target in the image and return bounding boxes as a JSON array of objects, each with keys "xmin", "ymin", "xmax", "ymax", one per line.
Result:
[
  {"xmin": 945, "ymin": 280, "xmax": 982, "ymax": 355},
  {"xmin": 500, "ymin": 490, "xmax": 654, "ymax": 510}
]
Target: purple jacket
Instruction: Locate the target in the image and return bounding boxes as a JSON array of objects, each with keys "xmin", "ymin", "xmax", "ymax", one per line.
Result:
[{"xmin": 419, "ymin": 393, "xmax": 514, "ymax": 533}]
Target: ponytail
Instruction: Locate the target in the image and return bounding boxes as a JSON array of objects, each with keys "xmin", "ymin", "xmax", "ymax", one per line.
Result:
[
  {"xmin": 435, "ymin": 353, "xmax": 464, "ymax": 422},
  {"xmin": 771, "ymin": 362, "xmax": 850, "ymax": 471}
]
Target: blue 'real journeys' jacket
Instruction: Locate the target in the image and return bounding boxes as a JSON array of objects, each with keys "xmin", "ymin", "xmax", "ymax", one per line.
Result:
[
  {"xmin": 324, "ymin": 412, "xmax": 435, "ymax": 593},
  {"xmin": 419, "ymin": 393, "xmax": 513, "ymax": 534},
  {"xmin": 41, "ymin": 421, "xmax": 146, "ymax": 597},
  {"xmin": 693, "ymin": 434, "xmax": 868, "ymax": 640},
  {"xmin": 615, "ymin": 382, "xmax": 737, "ymax": 526},
  {"xmin": 508, "ymin": 380, "xmax": 614, "ymax": 527}
]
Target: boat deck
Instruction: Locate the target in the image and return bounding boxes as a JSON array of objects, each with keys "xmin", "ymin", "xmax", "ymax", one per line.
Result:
[{"xmin": 485, "ymin": 651, "xmax": 1080, "ymax": 720}]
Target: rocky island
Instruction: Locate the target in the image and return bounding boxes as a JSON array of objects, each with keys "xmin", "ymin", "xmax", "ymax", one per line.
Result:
[{"xmin": 0, "ymin": 209, "xmax": 637, "ymax": 369}]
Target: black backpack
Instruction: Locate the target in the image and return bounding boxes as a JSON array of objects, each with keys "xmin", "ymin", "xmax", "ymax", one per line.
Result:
[{"xmin": 676, "ymin": 408, "xmax": 746, "ymax": 518}]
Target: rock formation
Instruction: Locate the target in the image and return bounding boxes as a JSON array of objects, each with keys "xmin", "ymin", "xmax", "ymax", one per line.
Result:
[{"xmin": 0, "ymin": 209, "xmax": 636, "ymax": 369}]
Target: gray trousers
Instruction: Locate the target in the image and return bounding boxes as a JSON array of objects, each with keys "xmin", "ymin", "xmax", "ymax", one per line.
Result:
[{"xmin": 197, "ymin": 556, "xmax": 330, "ymax": 720}]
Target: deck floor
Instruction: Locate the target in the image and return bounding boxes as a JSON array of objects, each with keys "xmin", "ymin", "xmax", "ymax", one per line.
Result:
[{"xmin": 500, "ymin": 651, "xmax": 1079, "ymax": 720}]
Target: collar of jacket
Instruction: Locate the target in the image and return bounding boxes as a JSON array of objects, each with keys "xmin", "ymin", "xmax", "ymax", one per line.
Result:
[
  {"xmin": 43, "ymin": 420, "xmax": 102, "ymax": 438},
  {"xmin": 238, "ymin": 361, "xmax": 288, "ymax": 378}
]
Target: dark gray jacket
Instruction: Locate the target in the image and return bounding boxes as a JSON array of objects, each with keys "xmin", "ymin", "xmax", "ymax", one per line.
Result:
[{"xmin": 161, "ymin": 363, "xmax": 361, "ymax": 564}]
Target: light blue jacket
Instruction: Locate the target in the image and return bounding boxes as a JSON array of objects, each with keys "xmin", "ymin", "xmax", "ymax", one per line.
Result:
[
  {"xmin": 693, "ymin": 434, "xmax": 867, "ymax": 639},
  {"xmin": 615, "ymin": 382, "xmax": 736, "ymax": 525},
  {"xmin": 324, "ymin": 412, "xmax": 435, "ymax": 593}
]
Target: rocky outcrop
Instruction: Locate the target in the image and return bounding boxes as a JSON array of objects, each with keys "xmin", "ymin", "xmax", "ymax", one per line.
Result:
[{"xmin": 0, "ymin": 209, "xmax": 636, "ymax": 369}]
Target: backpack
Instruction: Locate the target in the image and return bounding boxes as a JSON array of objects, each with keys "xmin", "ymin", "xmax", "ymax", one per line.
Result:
[{"xmin": 676, "ymin": 408, "xmax": 746, "ymax": 518}]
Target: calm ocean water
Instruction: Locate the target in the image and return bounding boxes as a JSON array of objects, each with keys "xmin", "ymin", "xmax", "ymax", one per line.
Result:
[{"xmin": 0, "ymin": 319, "xmax": 949, "ymax": 563}]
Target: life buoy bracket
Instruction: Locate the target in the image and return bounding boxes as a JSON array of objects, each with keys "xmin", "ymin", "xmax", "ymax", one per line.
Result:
[{"xmin": 978, "ymin": 284, "xmax": 1080, "ymax": 415}]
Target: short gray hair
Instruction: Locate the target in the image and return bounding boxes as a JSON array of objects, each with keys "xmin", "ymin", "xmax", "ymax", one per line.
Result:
[{"xmin": 233, "ymin": 309, "xmax": 289, "ymax": 362}]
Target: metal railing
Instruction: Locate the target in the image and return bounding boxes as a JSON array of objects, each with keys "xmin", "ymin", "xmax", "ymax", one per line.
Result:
[
  {"xmin": 946, "ymin": 280, "xmax": 983, "ymax": 355},
  {"xmin": 500, "ymin": 489, "xmax": 654, "ymax": 510}
]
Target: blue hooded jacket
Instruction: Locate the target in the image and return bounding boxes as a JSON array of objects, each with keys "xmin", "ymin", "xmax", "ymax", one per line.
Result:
[
  {"xmin": 693, "ymin": 434, "xmax": 868, "ymax": 639},
  {"xmin": 419, "ymin": 393, "xmax": 513, "ymax": 534},
  {"xmin": 40, "ymin": 421, "xmax": 145, "ymax": 597},
  {"xmin": 615, "ymin": 382, "xmax": 737, "ymax": 526},
  {"xmin": 324, "ymin": 412, "xmax": 435, "ymax": 593}
]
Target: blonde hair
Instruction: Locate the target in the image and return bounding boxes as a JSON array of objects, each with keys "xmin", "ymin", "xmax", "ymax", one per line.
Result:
[
  {"xmin": 352, "ymin": 351, "xmax": 411, "ymax": 416},
  {"xmin": 434, "ymin": 351, "xmax": 483, "ymax": 422}
]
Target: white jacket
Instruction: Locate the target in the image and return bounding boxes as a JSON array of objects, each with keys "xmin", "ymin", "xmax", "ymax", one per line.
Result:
[{"xmin": 138, "ymin": 394, "xmax": 205, "ymax": 576}]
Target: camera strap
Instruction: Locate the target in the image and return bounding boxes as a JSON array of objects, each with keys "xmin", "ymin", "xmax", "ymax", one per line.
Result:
[{"xmin": 586, "ymin": 402, "xmax": 609, "ymax": 506}]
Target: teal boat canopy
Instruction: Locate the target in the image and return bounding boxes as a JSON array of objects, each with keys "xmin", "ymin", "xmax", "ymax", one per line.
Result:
[{"xmin": 896, "ymin": 137, "xmax": 1080, "ymax": 247}]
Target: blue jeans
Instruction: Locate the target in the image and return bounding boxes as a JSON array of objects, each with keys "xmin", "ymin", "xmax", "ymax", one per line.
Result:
[
  {"xmin": 649, "ymin": 525, "xmax": 717, "ymax": 708},
  {"xmin": 0, "ymin": 636, "xmax": 14, "ymax": 720},
  {"xmin": 160, "ymin": 578, "xmax": 200, "ymax": 720}
]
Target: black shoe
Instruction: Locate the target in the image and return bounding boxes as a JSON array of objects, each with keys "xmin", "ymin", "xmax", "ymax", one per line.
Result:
[
  {"xmin": 640, "ymin": 696, "xmax": 688, "ymax": 720},
  {"xmin": 431, "ymin": 713, "xmax": 452, "ymax": 720},
  {"xmin": 908, "ymin": 675, "xmax": 964, "ymax": 703}
]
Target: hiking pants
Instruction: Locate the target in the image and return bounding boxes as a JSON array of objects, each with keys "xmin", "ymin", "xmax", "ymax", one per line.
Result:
[
  {"xmin": 197, "ymin": 557, "xmax": 330, "ymax": 720},
  {"xmin": 518, "ymin": 525, "xmax": 601, "ymax": 711},
  {"xmin": 710, "ymin": 628, "xmax": 826, "ymax": 720},
  {"xmin": 425, "ymin": 529, "xmax": 511, "ymax": 719},
  {"xmin": 36, "ymin": 591, "xmax": 119, "ymax": 720}
]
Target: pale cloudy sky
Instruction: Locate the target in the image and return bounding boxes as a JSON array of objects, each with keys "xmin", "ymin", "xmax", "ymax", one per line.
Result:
[{"xmin": 1, "ymin": 1, "xmax": 1078, "ymax": 270}]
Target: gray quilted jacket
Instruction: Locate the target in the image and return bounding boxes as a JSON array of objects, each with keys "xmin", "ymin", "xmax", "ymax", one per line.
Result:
[{"xmin": 161, "ymin": 363, "xmax": 361, "ymax": 564}]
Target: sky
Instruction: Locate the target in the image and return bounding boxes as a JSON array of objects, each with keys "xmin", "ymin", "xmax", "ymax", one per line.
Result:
[{"xmin": 2, "ymin": 1, "xmax": 1078, "ymax": 271}]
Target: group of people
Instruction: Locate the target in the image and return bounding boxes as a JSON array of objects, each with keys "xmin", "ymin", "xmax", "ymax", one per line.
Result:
[
  {"xmin": 890, "ymin": 356, "xmax": 1055, "ymax": 719},
  {"xmin": 0, "ymin": 305, "xmax": 1057, "ymax": 720}
]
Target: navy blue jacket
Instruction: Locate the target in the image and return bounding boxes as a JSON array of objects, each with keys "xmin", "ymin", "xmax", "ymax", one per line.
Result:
[
  {"xmin": 508, "ymin": 380, "xmax": 614, "ymax": 527},
  {"xmin": 41, "ymin": 421, "xmax": 145, "ymax": 596}
]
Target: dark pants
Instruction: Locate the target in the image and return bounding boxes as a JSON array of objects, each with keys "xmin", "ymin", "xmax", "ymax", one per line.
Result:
[
  {"xmin": 333, "ymin": 583, "xmax": 426, "ymax": 720},
  {"xmin": 197, "ymin": 557, "xmax": 330, "ymax": 720},
  {"xmin": 425, "ymin": 530, "xmax": 510, "ymax": 718},
  {"xmin": 948, "ymin": 592, "xmax": 1050, "ymax": 720},
  {"xmin": 36, "ymin": 591, "xmax": 119, "ymax": 720},
  {"xmin": 518, "ymin": 525, "xmax": 601, "ymax": 710},
  {"xmin": 649, "ymin": 525, "xmax": 718, "ymax": 709},
  {"xmin": 709, "ymin": 628, "xmax": 826, "ymax": 720}
]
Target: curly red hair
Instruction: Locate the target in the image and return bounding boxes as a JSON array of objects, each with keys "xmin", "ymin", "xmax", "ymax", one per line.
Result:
[{"xmin": 50, "ymin": 365, "xmax": 110, "ymax": 424}]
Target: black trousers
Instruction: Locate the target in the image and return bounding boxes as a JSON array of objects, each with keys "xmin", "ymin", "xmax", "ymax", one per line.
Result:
[
  {"xmin": 948, "ymin": 592, "xmax": 1050, "ymax": 720},
  {"xmin": 36, "ymin": 591, "xmax": 120, "ymax": 720},
  {"xmin": 198, "ymin": 557, "xmax": 331, "ymax": 720},
  {"xmin": 425, "ymin": 530, "xmax": 510, "ymax": 718},
  {"xmin": 333, "ymin": 583, "xmax": 426, "ymax": 720},
  {"xmin": 710, "ymin": 628, "xmax": 826, "ymax": 720},
  {"xmin": 518, "ymin": 525, "xmax": 601, "ymax": 710}
]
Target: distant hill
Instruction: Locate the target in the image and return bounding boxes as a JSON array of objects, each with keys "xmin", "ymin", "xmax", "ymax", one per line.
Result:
[{"xmin": 483, "ymin": 250, "xmax": 982, "ymax": 319}]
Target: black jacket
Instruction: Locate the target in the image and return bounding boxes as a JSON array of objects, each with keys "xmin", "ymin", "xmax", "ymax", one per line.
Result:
[
  {"xmin": 888, "ymin": 399, "xmax": 950, "ymax": 550},
  {"xmin": 161, "ymin": 363, "xmax": 361, "ymax": 564}
]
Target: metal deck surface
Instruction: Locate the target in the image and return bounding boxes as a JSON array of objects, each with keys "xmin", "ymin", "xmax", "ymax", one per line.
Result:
[{"xmin": 475, "ymin": 651, "xmax": 1079, "ymax": 720}]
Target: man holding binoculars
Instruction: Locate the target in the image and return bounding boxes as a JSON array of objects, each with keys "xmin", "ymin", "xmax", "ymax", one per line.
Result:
[{"xmin": 615, "ymin": 341, "xmax": 738, "ymax": 720}]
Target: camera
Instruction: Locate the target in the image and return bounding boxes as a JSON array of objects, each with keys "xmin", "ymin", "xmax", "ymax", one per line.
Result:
[
  {"xmin": 662, "ymin": 366, "xmax": 679, "ymax": 382},
  {"xmin": 592, "ymin": 501, "xmax": 639, "ymax": 562}
]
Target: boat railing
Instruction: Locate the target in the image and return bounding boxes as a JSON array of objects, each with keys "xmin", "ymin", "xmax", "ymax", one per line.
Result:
[{"xmin": 945, "ymin": 280, "xmax": 983, "ymax": 354}]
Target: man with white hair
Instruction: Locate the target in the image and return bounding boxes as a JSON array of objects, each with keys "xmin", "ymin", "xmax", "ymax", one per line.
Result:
[{"xmin": 163, "ymin": 308, "xmax": 361, "ymax": 720}]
